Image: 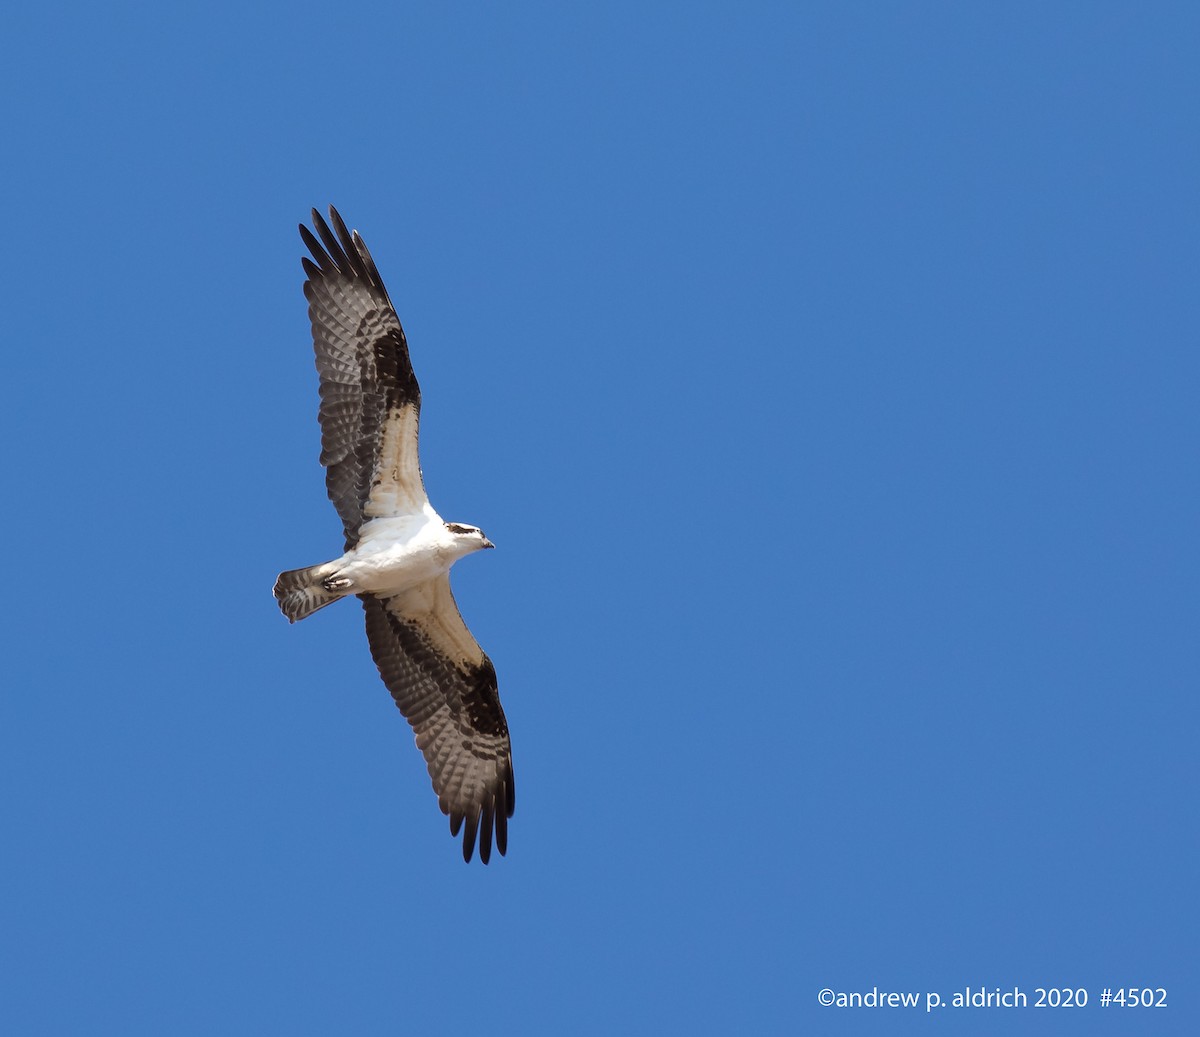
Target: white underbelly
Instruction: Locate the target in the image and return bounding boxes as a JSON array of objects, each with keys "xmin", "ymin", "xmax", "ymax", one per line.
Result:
[{"xmin": 338, "ymin": 540, "xmax": 449, "ymax": 595}]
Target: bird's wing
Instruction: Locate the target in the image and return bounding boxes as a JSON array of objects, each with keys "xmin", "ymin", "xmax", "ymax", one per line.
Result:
[
  {"xmin": 300, "ymin": 207, "xmax": 426, "ymax": 549},
  {"xmin": 361, "ymin": 577, "xmax": 515, "ymax": 863}
]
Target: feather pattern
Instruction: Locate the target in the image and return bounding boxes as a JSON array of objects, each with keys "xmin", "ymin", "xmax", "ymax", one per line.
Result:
[
  {"xmin": 301, "ymin": 208, "xmax": 423, "ymax": 548},
  {"xmin": 362, "ymin": 581, "xmax": 515, "ymax": 864}
]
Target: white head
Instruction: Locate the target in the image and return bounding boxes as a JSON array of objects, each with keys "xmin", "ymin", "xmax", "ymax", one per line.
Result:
[{"xmin": 444, "ymin": 521, "xmax": 495, "ymax": 556}]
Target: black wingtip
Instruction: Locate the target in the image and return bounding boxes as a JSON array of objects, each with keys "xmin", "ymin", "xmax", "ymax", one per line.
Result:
[
  {"xmin": 328, "ymin": 206, "xmax": 351, "ymax": 243},
  {"xmin": 462, "ymin": 808, "xmax": 479, "ymax": 863},
  {"xmin": 495, "ymin": 803, "xmax": 508, "ymax": 858},
  {"xmin": 478, "ymin": 801, "xmax": 494, "ymax": 865}
]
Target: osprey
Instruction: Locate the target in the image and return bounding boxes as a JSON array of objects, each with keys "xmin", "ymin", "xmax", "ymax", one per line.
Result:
[{"xmin": 274, "ymin": 207, "xmax": 514, "ymax": 864}]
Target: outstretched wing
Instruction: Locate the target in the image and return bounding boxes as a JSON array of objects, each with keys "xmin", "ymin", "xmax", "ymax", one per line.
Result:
[
  {"xmin": 361, "ymin": 578, "xmax": 515, "ymax": 863},
  {"xmin": 301, "ymin": 207, "xmax": 426, "ymax": 549}
]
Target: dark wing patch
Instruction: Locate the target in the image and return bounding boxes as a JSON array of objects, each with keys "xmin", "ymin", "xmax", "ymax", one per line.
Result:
[
  {"xmin": 361, "ymin": 587, "xmax": 515, "ymax": 864},
  {"xmin": 301, "ymin": 207, "xmax": 424, "ymax": 547}
]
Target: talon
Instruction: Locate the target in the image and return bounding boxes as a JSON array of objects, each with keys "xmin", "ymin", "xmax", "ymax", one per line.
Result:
[{"xmin": 323, "ymin": 575, "xmax": 353, "ymax": 592}]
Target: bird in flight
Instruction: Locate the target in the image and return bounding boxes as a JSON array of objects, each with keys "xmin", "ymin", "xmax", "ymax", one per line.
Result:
[{"xmin": 274, "ymin": 207, "xmax": 514, "ymax": 863}]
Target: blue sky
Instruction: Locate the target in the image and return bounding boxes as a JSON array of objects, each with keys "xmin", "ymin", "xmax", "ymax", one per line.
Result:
[{"xmin": 1, "ymin": 3, "xmax": 1195, "ymax": 1034}]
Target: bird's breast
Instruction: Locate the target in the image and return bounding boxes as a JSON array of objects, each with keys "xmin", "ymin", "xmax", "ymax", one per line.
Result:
[{"xmin": 338, "ymin": 518, "xmax": 453, "ymax": 596}]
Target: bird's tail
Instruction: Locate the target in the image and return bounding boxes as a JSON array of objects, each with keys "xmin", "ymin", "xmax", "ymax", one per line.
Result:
[{"xmin": 273, "ymin": 561, "xmax": 347, "ymax": 623}]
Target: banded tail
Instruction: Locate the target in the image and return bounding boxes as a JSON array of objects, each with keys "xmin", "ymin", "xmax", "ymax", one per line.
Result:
[{"xmin": 274, "ymin": 561, "xmax": 347, "ymax": 623}]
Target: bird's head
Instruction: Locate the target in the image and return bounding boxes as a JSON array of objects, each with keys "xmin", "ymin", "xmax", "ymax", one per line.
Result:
[{"xmin": 445, "ymin": 522, "xmax": 495, "ymax": 555}]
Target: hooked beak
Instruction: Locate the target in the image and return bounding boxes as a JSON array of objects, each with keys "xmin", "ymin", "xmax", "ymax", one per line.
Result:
[{"xmin": 482, "ymin": 538, "xmax": 495, "ymax": 550}]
